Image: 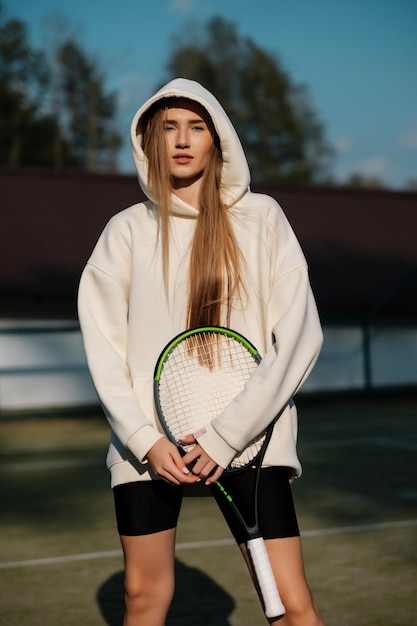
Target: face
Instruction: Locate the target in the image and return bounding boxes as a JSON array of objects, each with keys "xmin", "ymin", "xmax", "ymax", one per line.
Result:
[{"xmin": 163, "ymin": 100, "xmax": 214, "ymax": 190}]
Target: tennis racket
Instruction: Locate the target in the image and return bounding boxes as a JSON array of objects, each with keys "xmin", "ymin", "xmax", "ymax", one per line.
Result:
[{"xmin": 153, "ymin": 326, "xmax": 285, "ymax": 619}]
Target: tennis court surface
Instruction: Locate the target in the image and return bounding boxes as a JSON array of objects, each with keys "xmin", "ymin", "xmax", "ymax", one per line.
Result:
[{"xmin": 0, "ymin": 392, "xmax": 416, "ymax": 625}]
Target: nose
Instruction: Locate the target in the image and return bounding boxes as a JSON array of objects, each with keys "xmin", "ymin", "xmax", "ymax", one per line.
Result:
[{"xmin": 176, "ymin": 128, "xmax": 190, "ymax": 148}]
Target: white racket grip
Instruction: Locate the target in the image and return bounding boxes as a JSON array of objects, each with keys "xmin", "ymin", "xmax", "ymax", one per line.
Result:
[{"xmin": 247, "ymin": 537, "xmax": 286, "ymax": 618}]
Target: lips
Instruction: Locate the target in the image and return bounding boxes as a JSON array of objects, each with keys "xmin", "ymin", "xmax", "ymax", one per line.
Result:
[{"xmin": 173, "ymin": 154, "xmax": 193, "ymax": 164}]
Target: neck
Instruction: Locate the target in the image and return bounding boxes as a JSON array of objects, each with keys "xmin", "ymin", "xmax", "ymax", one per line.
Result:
[{"xmin": 172, "ymin": 177, "xmax": 202, "ymax": 208}]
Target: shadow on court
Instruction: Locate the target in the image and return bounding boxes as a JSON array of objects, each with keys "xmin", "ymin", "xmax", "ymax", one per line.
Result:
[{"xmin": 97, "ymin": 559, "xmax": 235, "ymax": 625}]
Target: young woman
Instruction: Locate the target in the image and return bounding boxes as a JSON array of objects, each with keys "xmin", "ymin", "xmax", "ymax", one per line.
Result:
[{"xmin": 78, "ymin": 78, "xmax": 326, "ymax": 626}]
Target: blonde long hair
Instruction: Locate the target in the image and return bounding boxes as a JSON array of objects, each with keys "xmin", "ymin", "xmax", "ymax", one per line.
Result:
[{"xmin": 142, "ymin": 97, "xmax": 245, "ymax": 329}]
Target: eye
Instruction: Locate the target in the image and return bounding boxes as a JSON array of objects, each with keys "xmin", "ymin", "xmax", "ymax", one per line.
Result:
[
  {"xmin": 164, "ymin": 124, "xmax": 176, "ymax": 131},
  {"xmin": 192, "ymin": 125, "xmax": 205, "ymax": 131}
]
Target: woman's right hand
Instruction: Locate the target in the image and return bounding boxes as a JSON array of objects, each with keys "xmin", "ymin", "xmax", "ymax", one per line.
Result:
[{"xmin": 145, "ymin": 438, "xmax": 201, "ymax": 486}]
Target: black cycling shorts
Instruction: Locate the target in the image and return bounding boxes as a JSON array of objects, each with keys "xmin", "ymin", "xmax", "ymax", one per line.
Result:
[
  {"xmin": 210, "ymin": 466, "xmax": 300, "ymax": 544},
  {"xmin": 113, "ymin": 466, "xmax": 299, "ymax": 543},
  {"xmin": 113, "ymin": 480, "xmax": 184, "ymax": 536}
]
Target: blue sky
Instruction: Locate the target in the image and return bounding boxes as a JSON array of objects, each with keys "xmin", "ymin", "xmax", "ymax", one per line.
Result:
[{"xmin": 7, "ymin": 0, "xmax": 417, "ymax": 188}]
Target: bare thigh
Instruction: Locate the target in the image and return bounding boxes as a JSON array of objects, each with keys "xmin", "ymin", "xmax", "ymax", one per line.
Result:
[
  {"xmin": 264, "ymin": 536, "xmax": 310, "ymax": 599},
  {"xmin": 120, "ymin": 528, "xmax": 177, "ymax": 597},
  {"xmin": 240, "ymin": 536, "xmax": 320, "ymax": 624}
]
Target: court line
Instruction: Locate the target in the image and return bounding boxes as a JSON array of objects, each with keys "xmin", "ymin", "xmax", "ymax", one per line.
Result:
[
  {"xmin": 0, "ymin": 457, "xmax": 104, "ymax": 472},
  {"xmin": 301, "ymin": 518, "xmax": 417, "ymax": 536},
  {"xmin": 1, "ymin": 519, "xmax": 416, "ymax": 570},
  {"xmin": 374, "ymin": 437, "xmax": 417, "ymax": 451},
  {"xmin": 301, "ymin": 437, "xmax": 417, "ymax": 451}
]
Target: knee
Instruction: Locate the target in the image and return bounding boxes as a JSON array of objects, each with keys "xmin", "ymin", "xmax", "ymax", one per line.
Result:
[
  {"xmin": 124, "ymin": 573, "xmax": 174, "ymax": 614},
  {"xmin": 282, "ymin": 590, "xmax": 323, "ymax": 626}
]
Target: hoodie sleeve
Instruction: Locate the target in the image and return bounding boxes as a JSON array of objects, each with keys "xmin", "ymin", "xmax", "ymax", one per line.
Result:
[
  {"xmin": 196, "ymin": 201, "xmax": 323, "ymax": 468},
  {"xmin": 77, "ymin": 214, "xmax": 164, "ymax": 463}
]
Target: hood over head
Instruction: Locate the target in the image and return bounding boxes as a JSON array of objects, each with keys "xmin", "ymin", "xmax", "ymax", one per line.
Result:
[{"xmin": 130, "ymin": 78, "xmax": 251, "ymax": 217}]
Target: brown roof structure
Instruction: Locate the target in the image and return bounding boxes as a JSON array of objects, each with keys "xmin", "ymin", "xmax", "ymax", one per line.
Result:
[
  {"xmin": 255, "ymin": 183, "xmax": 417, "ymax": 324},
  {"xmin": 1, "ymin": 169, "xmax": 417, "ymax": 323}
]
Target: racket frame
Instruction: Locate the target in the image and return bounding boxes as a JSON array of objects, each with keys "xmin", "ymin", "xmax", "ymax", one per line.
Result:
[
  {"xmin": 153, "ymin": 326, "xmax": 285, "ymax": 618},
  {"xmin": 154, "ymin": 326, "xmax": 259, "ymax": 382}
]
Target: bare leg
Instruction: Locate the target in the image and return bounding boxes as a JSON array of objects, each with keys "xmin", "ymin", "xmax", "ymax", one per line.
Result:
[
  {"xmin": 120, "ymin": 528, "xmax": 176, "ymax": 626},
  {"xmin": 240, "ymin": 536, "xmax": 326, "ymax": 626}
]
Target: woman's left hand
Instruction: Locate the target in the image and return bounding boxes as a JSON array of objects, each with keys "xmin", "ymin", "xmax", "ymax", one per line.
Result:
[{"xmin": 180, "ymin": 434, "xmax": 224, "ymax": 485}]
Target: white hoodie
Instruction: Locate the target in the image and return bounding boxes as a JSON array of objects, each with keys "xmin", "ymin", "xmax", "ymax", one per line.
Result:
[{"xmin": 78, "ymin": 78, "xmax": 323, "ymax": 488}]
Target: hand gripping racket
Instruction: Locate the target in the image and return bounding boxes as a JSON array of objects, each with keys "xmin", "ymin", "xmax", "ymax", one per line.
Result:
[{"xmin": 153, "ymin": 326, "xmax": 285, "ymax": 619}]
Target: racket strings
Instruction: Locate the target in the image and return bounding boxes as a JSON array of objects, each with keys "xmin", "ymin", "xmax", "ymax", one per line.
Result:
[
  {"xmin": 185, "ymin": 331, "xmax": 222, "ymax": 369},
  {"xmin": 158, "ymin": 331, "xmax": 266, "ymax": 468}
]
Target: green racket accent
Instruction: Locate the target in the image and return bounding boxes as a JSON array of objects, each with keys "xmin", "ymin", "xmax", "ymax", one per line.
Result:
[
  {"xmin": 215, "ymin": 481, "xmax": 233, "ymax": 503},
  {"xmin": 154, "ymin": 326, "xmax": 259, "ymax": 381}
]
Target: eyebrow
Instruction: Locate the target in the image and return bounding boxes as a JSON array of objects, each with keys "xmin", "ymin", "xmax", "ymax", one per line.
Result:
[{"xmin": 164, "ymin": 117, "xmax": 207, "ymax": 125}]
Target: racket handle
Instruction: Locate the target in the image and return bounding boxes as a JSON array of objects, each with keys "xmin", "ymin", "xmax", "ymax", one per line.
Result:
[{"xmin": 247, "ymin": 536, "xmax": 286, "ymax": 619}]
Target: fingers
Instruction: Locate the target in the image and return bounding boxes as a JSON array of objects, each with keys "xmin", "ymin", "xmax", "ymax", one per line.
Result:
[
  {"xmin": 182, "ymin": 444, "xmax": 224, "ymax": 485},
  {"xmin": 147, "ymin": 437, "xmax": 224, "ymax": 487},
  {"xmin": 165, "ymin": 448, "xmax": 201, "ymax": 485},
  {"xmin": 180, "ymin": 434, "xmax": 196, "ymax": 445},
  {"xmin": 205, "ymin": 465, "xmax": 224, "ymax": 485},
  {"xmin": 146, "ymin": 438, "xmax": 200, "ymax": 486}
]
